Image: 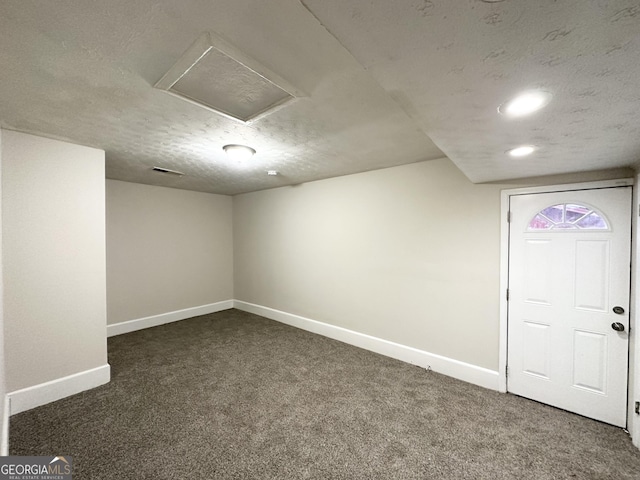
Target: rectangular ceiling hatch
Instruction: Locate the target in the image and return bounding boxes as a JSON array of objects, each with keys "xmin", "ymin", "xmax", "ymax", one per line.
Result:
[{"xmin": 155, "ymin": 32, "xmax": 305, "ymax": 123}]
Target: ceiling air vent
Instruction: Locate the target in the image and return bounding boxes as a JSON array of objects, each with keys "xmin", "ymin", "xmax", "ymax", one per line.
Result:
[
  {"xmin": 152, "ymin": 166, "xmax": 185, "ymax": 176},
  {"xmin": 155, "ymin": 32, "xmax": 306, "ymax": 123}
]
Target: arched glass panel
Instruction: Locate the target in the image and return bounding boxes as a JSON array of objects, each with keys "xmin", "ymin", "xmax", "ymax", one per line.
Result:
[{"xmin": 527, "ymin": 203, "xmax": 608, "ymax": 230}]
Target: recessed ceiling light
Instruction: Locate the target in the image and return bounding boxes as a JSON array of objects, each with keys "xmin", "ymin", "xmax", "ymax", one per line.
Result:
[
  {"xmin": 223, "ymin": 144, "xmax": 256, "ymax": 162},
  {"xmin": 499, "ymin": 91, "xmax": 552, "ymax": 118},
  {"xmin": 507, "ymin": 145, "xmax": 536, "ymax": 157}
]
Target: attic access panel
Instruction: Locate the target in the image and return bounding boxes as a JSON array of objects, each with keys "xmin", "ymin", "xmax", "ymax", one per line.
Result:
[{"xmin": 155, "ymin": 32, "xmax": 305, "ymax": 123}]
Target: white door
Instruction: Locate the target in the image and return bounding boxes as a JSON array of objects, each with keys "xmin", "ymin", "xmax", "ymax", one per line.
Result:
[{"xmin": 507, "ymin": 186, "xmax": 631, "ymax": 427}]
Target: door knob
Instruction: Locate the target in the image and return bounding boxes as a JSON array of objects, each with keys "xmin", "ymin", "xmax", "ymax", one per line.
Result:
[
  {"xmin": 611, "ymin": 322, "xmax": 625, "ymax": 332},
  {"xmin": 613, "ymin": 306, "xmax": 625, "ymax": 314}
]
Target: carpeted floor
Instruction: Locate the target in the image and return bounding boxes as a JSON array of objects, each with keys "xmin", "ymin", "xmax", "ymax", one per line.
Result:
[{"xmin": 10, "ymin": 309, "xmax": 640, "ymax": 479}]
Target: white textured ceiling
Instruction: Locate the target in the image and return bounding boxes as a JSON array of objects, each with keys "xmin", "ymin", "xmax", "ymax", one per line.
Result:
[
  {"xmin": 302, "ymin": 0, "xmax": 640, "ymax": 183},
  {"xmin": 1, "ymin": 1, "xmax": 639, "ymax": 194}
]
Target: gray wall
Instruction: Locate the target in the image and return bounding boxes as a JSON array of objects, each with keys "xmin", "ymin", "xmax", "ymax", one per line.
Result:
[
  {"xmin": 2, "ymin": 130, "xmax": 108, "ymax": 392},
  {"xmin": 106, "ymin": 180, "xmax": 233, "ymax": 325}
]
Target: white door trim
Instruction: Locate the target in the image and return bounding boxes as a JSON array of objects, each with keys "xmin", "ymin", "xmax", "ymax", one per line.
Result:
[{"xmin": 499, "ymin": 178, "xmax": 634, "ymax": 394}]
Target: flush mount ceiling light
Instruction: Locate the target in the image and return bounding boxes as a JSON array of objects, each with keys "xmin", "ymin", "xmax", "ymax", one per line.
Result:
[
  {"xmin": 223, "ymin": 144, "xmax": 256, "ymax": 162},
  {"xmin": 498, "ymin": 91, "xmax": 552, "ymax": 118},
  {"xmin": 507, "ymin": 145, "xmax": 536, "ymax": 157}
]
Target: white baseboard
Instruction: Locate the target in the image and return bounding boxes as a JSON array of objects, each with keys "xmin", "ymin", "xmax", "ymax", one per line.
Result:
[
  {"xmin": 234, "ymin": 300, "xmax": 500, "ymax": 391},
  {"xmin": 107, "ymin": 300, "xmax": 234, "ymax": 337},
  {"xmin": 1, "ymin": 395, "xmax": 9, "ymax": 455},
  {"xmin": 8, "ymin": 364, "xmax": 111, "ymax": 415}
]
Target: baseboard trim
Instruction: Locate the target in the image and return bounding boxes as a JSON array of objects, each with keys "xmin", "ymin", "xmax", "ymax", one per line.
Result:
[
  {"xmin": 107, "ymin": 300, "xmax": 234, "ymax": 337},
  {"xmin": 233, "ymin": 301, "xmax": 500, "ymax": 391},
  {"xmin": 8, "ymin": 364, "xmax": 111, "ymax": 415},
  {"xmin": 1, "ymin": 395, "xmax": 9, "ymax": 455}
]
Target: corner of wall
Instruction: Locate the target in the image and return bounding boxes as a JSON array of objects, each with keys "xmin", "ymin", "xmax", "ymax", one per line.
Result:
[
  {"xmin": 631, "ymin": 173, "xmax": 640, "ymax": 448},
  {"xmin": 2, "ymin": 131, "xmax": 107, "ymax": 422},
  {"xmin": 0, "ymin": 128, "xmax": 8, "ymax": 455},
  {"xmin": 1, "ymin": 396, "xmax": 8, "ymax": 456}
]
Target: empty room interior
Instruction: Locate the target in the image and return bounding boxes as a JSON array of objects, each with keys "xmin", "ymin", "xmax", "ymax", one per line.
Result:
[{"xmin": 2, "ymin": 0, "xmax": 640, "ymax": 478}]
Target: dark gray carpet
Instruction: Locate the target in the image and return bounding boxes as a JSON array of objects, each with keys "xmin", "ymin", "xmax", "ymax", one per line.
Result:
[{"xmin": 10, "ymin": 309, "xmax": 640, "ymax": 479}]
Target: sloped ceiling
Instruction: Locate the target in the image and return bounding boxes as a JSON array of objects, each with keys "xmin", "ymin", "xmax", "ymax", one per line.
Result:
[{"xmin": 0, "ymin": 0, "xmax": 638, "ymax": 195}]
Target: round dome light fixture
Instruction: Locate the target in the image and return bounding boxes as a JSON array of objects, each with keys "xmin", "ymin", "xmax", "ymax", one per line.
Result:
[
  {"xmin": 499, "ymin": 91, "xmax": 552, "ymax": 118},
  {"xmin": 507, "ymin": 145, "xmax": 536, "ymax": 157},
  {"xmin": 223, "ymin": 144, "xmax": 256, "ymax": 162}
]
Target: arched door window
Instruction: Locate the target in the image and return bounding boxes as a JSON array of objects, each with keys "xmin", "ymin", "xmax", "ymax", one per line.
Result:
[{"xmin": 527, "ymin": 203, "xmax": 609, "ymax": 230}]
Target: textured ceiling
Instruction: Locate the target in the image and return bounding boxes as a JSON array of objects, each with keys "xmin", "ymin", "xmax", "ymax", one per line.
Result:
[
  {"xmin": 0, "ymin": 1, "xmax": 639, "ymax": 195},
  {"xmin": 302, "ymin": 0, "xmax": 640, "ymax": 183}
]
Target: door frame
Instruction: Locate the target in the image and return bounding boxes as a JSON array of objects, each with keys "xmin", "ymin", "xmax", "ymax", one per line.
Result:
[{"xmin": 498, "ymin": 178, "xmax": 635, "ymax": 407}]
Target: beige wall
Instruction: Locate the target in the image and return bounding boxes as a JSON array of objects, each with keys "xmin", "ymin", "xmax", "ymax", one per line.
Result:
[
  {"xmin": 631, "ymin": 173, "xmax": 640, "ymax": 448},
  {"xmin": 234, "ymin": 159, "xmax": 504, "ymax": 370},
  {"xmin": 0, "ymin": 130, "xmax": 6, "ymax": 452},
  {"xmin": 2, "ymin": 130, "xmax": 107, "ymax": 392},
  {"xmin": 234, "ymin": 159, "xmax": 633, "ymax": 372},
  {"xmin": 106, "ymin": 180, "xmax": 233, "ymax": 325}
]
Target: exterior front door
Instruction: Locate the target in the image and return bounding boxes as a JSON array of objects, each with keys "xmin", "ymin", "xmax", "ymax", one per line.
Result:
[{"xmin": 507, "ymin": 186, "xmax": 632, "ymax": 427}]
